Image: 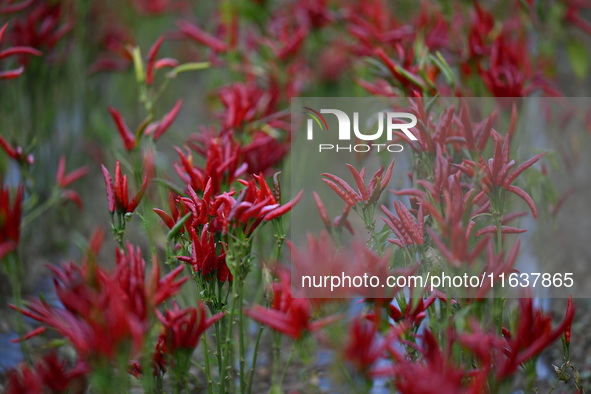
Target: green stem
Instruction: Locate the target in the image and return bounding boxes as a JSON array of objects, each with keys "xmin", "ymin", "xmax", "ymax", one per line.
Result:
[
  {"xmin": 524, "ymin": 360, "xmax": 537, "ymax": 393},
  {"xmin": 493, "ymin": 297, "xmax": 504, "ymax": 335},
  {"xmin": 155, "ymin": 374, "xmax": 163, "ymax": 393},
  {"xmin": 21, "ymin": 191, "xmax": 59, "ymax": 229},
  {"xmin": 220, "ymin": 280, "xmax": 238, "ymax": 393},
  {"xmin": 366, "ymin": 205, "xmax": 381, "ymax": 255},
  {"xmin": 279, "ymin": 344, "xmax": 296, "ymax": 388},
  {"xmin": 492, "ymin": 188, "xmax": 505, "ymax": 254},
  {"xmin": 5, "ymin": 253, "xmax": 31, "ymax": 364},
  {"xmin": 273, "ymin": 218, "xmax": 286, "ymax": 261},
  {"xmin": 202, "ymin": 335, "xmax": 214, "ymax": 394},
  {"xmin": 214, "ymin": 317, "xmax": 224, "ymax": 378},
  {"xmin": 549, "ymin": 379, "xmax": 559, "ymax": 393},
  {"xmin": 495, "ymin": 215, "xmax": 503, "ymax": 255},
  {"xmin": 247, "ymin": 323, "xmax": 264, "ymax": 394},
  {"xmin": 339, "ymin": 362, "xmax": 360, "ymax": 394},
  {"xmin": 271, "ymin": 332, "xmax": 281, "ymax": 388},
  {"xmin": 238, "ymin": 279, "xmax": 246, "ymax": 392},
  {"xmin": 493, "ymin": 205, "xmax": 505, "ymax": 334},
  {"xmin": 215, "ymin": 322, "xmax": 224, "ymax": 376}
]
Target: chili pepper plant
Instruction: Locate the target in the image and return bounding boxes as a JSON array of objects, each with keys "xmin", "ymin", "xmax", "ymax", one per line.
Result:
[{"xmin": 0, "ymin": 1, "xmax": 589, "ymax": 393}]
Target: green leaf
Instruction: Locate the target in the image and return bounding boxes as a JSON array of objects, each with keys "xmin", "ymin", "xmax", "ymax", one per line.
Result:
[
  {"xmin": 166, "ymin": 212, "xmax": 191, "ymax": 240},
  {"xmin": 130, "ymin": 46, "xmax": 145, "ymax": 84},
  {"xmin": 567, "ymin": 40, "xmax": 590, "ymax": 79},
  {"xmin": 43, "ymin": 339, "xmax": 68, "ymax": 349},
  {"xmin": 394, "ymin": 64, "xmax": 428, "ymax": 91},
  {"xmin": 431, "ymin": 52, "xmax": 455, "ymax": 88},
  {"xmin": 425, "ymin": 93, "xmax": 441, "ymax": 116},
  {"xmin": 362, "ymin": 57, "xmax": 390, "ymax": 76},
  {"xmin": 167, "ymin": 62, "xmax": 211, "ymax": 78}
]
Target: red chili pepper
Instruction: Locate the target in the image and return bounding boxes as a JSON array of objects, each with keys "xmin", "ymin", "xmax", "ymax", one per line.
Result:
[
  {"xmin": 503, "ymin": 153, "xmax": 546, "ymax": 188},
  {"xmin": 113, "ymin": 161, "xmax": 124, "ymax": 210},
  {"xmin": 0, "ymin": 135, "xmax": 18, "ymax": 158},
  {"xmin": 565, "ymin": 296, "xmax": 573, "ymax": 345},
  {"xmin": 253, "ymin": 174, "xmax": 276, "ymax": 203},
  {"xmin": 346, "ymin": 163, "xmax": 369, "ymax": 201},
  {"xmin": 380, "ymin": 160, "xmax": 395, "ymax": 194},
  {"xmin": 475, "ymin": 225, "xmax": 527, "ymax": 237},
  {"xmin": 153, "ymin": 208, "xmax": 174, "ymax": 229},
  {"xmin": 56, "ymin": 155, "xmax": 88, "ymax": 188},
  {"xmin": 177, "ymin": 20, "xmax": 228, "ymax": 52},
  {"xmin": 10, "ymin": 326, "xmax": 46, "ymax": 343},
  {"xmin": 101, "ymin": 164, "xmax": 116, "ymax": 212},
  {"xmin": 312, "ymin": 191, "xmax": 331, "ymax": 230},
  {"xmin": 0, "ymin": 66, "xmax": 24, "ymax": 80},
  {"xmin": 62, "ymin": 190, "xmax": 83, "ymax": 209},
  {"xmin": 264, "ymin": 190, "xmax": 303, "ymax": 221},
  {"xmin": 146, "ymin": 36, "xmax": 164, "ymax": 86},
  {"xmin": 502, "ymin": 326, "xmax": 512, "ymax": 339},
  {"xmin": 128, "ymin": 154, "xmax": 154, "ymax": 213},
  {"xmin": 0, "ymin": 46, "xmax": 42, "ymax": 59},
  {"xmin": 460, "ymin": 101, "xmax": 476, "ymax": 151},
  {"xmin": 128, "ymin": 174, "xmax": 148, "ymax": 213},
  {"xmin": 321, "ymin": 173, "xmax": 361, "ymax": 203},
  {"xmin": 153, "ymin": 99, "xmax": 183, "ymax": 140},
  {"xmin": 277, "ymin": 27, "xmax": 307, "ymax": 60},
  {"xmin": 0, "ymin": 0, "xmax": 33, "ymax": 14},
  {"xmin": 322, "ymin": 178, "xmax": 356, "ymax": 206},
  {"xmin": 507, "ymin": 185, "xmax": 538, "ymax": 219},
  {"xmin": 108, "ymin": 107, "xmax": 136, "ymax": 151},
  {"xmin": 101, "ymin": 157, "xmax": 152, "ymax": 214},
  {"xmin": 155, "ymin": 58, "xmax": 179, "ymax": 69}
]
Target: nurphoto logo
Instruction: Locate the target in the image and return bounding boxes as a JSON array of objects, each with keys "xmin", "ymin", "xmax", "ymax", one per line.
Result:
[{"xmin": 303, "ymin": 106, "xmax": 418, "ymax": 153}]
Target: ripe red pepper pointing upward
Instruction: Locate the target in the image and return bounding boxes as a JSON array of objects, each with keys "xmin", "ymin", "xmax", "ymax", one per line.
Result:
[{"xmin": 101, "ymin": 156, "xmax": 154, "ymax": 214}]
